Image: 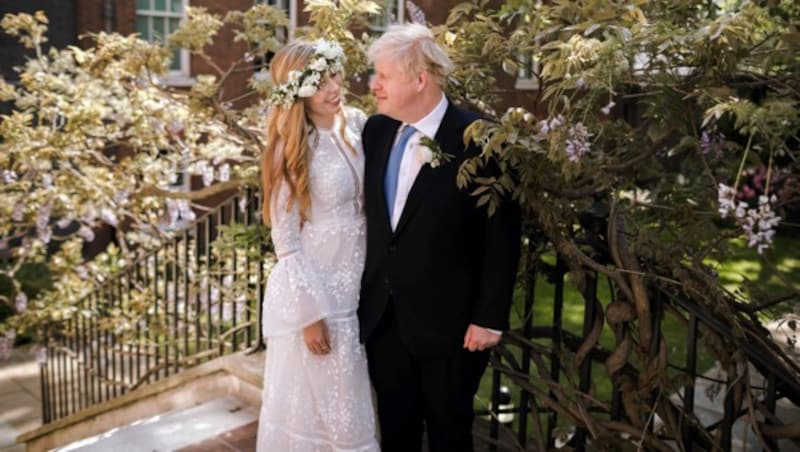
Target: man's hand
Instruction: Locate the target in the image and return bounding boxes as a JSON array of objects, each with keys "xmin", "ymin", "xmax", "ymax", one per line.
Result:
[
  {"xmin": 463, "ymin": 324, "xmax": 501, "ymax": 352},
  {"xmin": 304, "ymin": 319, "xmax": 330, "ymax": 355}
]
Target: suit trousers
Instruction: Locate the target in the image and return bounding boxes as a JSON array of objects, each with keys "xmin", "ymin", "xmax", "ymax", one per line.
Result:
[{"xmin": 365, "ymin": 301, "xmax": 490, "ymax": 452}]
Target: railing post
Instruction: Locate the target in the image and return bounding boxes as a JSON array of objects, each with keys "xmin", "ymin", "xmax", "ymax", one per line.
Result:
[
  {"xmin": 574, "ymin": 272, "xmax": 598, "ymax": 450},
  {"xmin": 546, "ymin": 258, "xmax": 565, "ymax": 448},
  {"xmin": 517, "ymin": 246, "xmax": 535, "ymax": 448},
  {"xmin": 681, "ymin": 312, "xmax": 698, "ymax": 450}
]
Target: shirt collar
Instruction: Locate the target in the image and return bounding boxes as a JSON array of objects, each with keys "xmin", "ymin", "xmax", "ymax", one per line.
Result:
[{"xmin": 409, "ymin": 93, "xmax": 448, "ymax": 139}]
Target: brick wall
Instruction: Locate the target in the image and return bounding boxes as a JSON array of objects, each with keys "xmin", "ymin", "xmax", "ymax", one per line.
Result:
[{"xmin": 192, "ymin": 0, "xmax": 254, "ymax": 109}]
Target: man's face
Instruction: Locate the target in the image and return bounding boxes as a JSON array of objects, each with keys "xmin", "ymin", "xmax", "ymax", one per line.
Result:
[{"xmin": 369, "ymin": 53, "xmax": 420, "ymax": 122}]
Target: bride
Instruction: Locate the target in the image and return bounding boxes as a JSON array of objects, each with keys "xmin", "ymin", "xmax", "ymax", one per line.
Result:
[{"xmin": 256, "ymin": 39, "xmax": 379, "ymax": 452}]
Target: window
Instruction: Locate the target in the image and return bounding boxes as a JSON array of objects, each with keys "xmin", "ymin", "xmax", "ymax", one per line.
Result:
[
  {"xmin": 256, "ymin": 0, "xmax": 295, "ymax": 36},
  {"xmin": 369, "ymin": 0, "xmax": 404, "ymax": 33},
  {"xmin": 260, "ymin": 0, "xmax": 287, "ymax": 9},
  {"xmin": 515, "ymin": 50, "xmax": 540, "ymax": 90},
  {"xmin": 136, "ymin": 0, "xmax": 190, "ymax": 84}
]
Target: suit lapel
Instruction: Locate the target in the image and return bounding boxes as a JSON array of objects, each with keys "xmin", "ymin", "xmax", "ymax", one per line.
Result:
[
  {"xmin": 393, "ymin": 103, "xmax": 462, "ymax": 237},
  {"xmin": 371, "ymin": 119, "xmax": 401, "ymax": 232}
]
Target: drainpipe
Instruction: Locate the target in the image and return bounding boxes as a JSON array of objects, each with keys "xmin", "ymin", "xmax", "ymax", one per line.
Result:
[{"xmin": 103, "ymin": 0, "xmax": 114, "ymax": 32}]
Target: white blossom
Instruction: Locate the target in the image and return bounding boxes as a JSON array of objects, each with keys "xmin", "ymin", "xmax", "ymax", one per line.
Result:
[
  {"xmin": 113, "ymin": 189, "xmax": 130, "ymax": 206},
  {"xmin": 2, "ymin": 170, "xmax": 18, "ymax": 184},
  {"xmin": 178, "ymin": 199, "xmax": 196, "ymax": 222},
  {"xmin": 41, "ymin": 173, "xmax": 53, "ymax": 188},
  {"xmin": 197, "ymin": 160, "xmax": 214, "ymax": 186},
  {"xmin": 101, "ymin": 208, "xmax": 119, "ymax": 227},
  {"xmin": 601, "ymin": 101, "xmax": 616, "ymax": 115},
  {"xmin": 75, "ymin": 265, "xmax": 88, "ymax": 279},
  {"xmin": 78, "ymin": 225, "xmax": 95, "ymax": 242},
  {"xmin": 218, "ymin": 163, "xmax": 230, "ymax": 182},
  {"xmin": 83, "ymin": 204, "xmax": 98, "ymax": 222},
  {"xmin": 12, "ymin": 202, "xmax": 24, "ymax": 222},
  {"xmin": 57, "ymin": 217, "xmax": 72, "ymax": 229}
]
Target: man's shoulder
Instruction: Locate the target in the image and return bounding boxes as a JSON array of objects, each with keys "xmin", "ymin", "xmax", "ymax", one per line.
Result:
[
  {"xmin": 445, "ymin": 101, "xmax": 487, "ymax": 132},
  {"xmin": 364, "ymin": 113, "xmax": 398, "ymax": 131}
]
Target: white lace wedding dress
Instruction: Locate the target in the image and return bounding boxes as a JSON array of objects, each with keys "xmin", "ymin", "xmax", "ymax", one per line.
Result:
[{"xmin": 257, "ymin": 107, "xmax": 379, "ymax": 452}]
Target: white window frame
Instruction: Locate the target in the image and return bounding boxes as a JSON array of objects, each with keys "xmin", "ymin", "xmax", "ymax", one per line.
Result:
[
  {"xmin": 515, "ymin": 49, "xmax": 540, "ymax": 91},
  {"xmin": 257, "ymin": 0, "xmax": 297, "ymax": 37},
  {"xmin": 136, "ymin": 0, "xmax": 192, "ymax": 86},
  {"xmin": 368, "ymin": 0, "xmax": 404, "ymax": 33}
]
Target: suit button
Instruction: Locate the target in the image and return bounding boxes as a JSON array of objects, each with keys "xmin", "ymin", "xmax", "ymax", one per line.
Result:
[
  {"xmin": 389, "ymin": 244, "xmax": 397, "ymax": 253},
  {"xmin": 384, "ymin": 276, "xmax": 390, "ymax": 284}
]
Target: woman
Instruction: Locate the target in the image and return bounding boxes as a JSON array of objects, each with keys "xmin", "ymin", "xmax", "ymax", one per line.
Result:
[{"xmin": 256, "ymin": 40, "xmax": 378, "ymax": 452}]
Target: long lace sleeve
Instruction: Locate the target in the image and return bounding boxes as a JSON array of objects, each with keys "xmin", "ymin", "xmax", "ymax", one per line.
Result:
[{"xmin": 261, "ymin": 180, "xmax": 333, "ymax": 337}]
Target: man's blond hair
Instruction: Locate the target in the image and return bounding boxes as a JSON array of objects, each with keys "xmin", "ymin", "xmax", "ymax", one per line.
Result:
[{"xmin": 368, "ymin": 23, "xmax": 453, "ymax": 87}]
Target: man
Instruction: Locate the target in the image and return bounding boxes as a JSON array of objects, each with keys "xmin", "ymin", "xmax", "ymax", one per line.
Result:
[{"xmin": 358, "ymin": 23, "xmax": 522, "ymax": 452}]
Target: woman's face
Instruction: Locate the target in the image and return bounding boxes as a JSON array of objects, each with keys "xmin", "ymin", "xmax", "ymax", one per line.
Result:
[{"xmin": 304, "ymin": 71, "xmax": 343, "ymax": 126}]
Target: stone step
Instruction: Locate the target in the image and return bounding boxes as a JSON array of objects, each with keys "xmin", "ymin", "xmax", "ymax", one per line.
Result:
[{"xmin": 56, "ymin": 396, "xmax": 258, "ymax": 452}]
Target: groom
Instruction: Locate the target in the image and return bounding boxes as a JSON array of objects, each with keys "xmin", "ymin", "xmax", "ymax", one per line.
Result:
[{"xmin": 358, "ymin": 23, "xmax": 521, "ymax": 452}]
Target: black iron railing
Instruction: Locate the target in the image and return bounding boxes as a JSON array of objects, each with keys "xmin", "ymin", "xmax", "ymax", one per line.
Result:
[
  {"xmin": 478, "ymin": 245, "xmax": 800, "ymax": 451},
  {"xmin": 40, "ymin": 189, "xmax": 266, "ymax": 423}
]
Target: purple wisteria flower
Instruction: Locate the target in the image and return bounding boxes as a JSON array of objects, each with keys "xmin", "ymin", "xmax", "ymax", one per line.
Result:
[
  {"xmin": 718, "ymin": 184, "xmax": 781, "ymax": 253},
  {"xmin": 565, "ymin": 123, "xmax": 592, "ymax": 162},
  {"xmin": 742, "ymin": 195, "xmax": 781, "ymax": 254},
  {"xmin": 15, "ymin": 292, "xmax": 27, "ymax": 313},
  {"xmin": 406, "ymin": 1, "xmax": 427, "ymax": 24},
  {"xmin": 0, "ymin": 331, "xmax": 16, "ymax": 360},
  {"xmin": 701, "ymin": 128, "xmax": 725, "ymax": 158},
  {"xmin": 717, "ymin": 183, "xmax": 740, "ymax": 218}
]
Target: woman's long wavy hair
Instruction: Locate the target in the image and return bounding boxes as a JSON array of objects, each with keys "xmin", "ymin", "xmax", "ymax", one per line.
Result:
[
  {"xmin": 261, "ymin": 41, "xmax": 316, "ymax": 226},
  {"xmin": 261, "ymin": 41, "xmax": 356, "ymax": 226}
]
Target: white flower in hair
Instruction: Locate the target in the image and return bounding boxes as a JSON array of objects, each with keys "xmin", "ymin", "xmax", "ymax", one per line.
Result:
[
  {"xmin": 268, "ymin": 40, "xmax": 346, "ymax": 107},
  {"xmin": 297, "ymin": 85, "xmax": 317, "ymax": 98},
  {"xmin": 309, "ymin": 57, "xmax": 327, "ymax": 72}
]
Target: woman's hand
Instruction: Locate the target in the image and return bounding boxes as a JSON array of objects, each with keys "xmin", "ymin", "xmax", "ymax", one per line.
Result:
[{"xmin": 304, "ymin": 319, "xmax": 331, "ymax": 355}]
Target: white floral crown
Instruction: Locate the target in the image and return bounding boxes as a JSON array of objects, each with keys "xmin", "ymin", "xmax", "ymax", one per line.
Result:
[{"xmin": 268, "ymin": 40, "xmax": 345, "ymax": 108}]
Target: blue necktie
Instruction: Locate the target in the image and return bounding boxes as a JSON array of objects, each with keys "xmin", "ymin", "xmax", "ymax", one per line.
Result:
[{"xmin": 384, "ymin": 125, "xmax": 417, "ymax": 220}]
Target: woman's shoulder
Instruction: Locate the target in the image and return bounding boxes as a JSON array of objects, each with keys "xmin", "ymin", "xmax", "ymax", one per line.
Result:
[{"xmin": 343, "ymin": 105, "xmax": 367, "ymax": 131}]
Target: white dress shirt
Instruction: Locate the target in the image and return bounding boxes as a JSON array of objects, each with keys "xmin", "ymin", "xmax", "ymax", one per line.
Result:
[
  {"xmin": 387, "ymin": 94, "xmax": 502, "ymax": 337},
  {"xmin": 388, "ymin": 93, "xmax": 448, "ymax": 230}
]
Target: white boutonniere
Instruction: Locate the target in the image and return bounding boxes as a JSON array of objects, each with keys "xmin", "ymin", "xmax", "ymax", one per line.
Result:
[{"xmin": 415, "ymin": 136, "xmax": 453, "ymax": 168}]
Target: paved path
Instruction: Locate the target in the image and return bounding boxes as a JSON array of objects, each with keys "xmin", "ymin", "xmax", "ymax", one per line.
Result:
[{"xmin": 0, "ymin": 344, "xmax": 42, "ymax": 452}]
